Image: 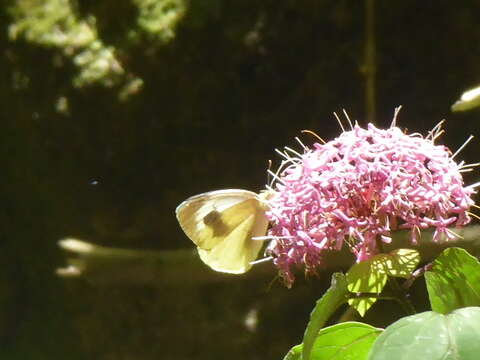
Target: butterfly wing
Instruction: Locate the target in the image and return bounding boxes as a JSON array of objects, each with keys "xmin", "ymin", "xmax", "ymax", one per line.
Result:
[{"xmin": 175, "ymin": 189, "xmax": 269, "ymax": 273}]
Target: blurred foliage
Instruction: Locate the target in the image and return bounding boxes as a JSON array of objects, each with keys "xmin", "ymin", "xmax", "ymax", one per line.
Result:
[
  {"xmin": 8, "ymin": 0, "xmax": 126, "ymax": 88},
  {"xmin": 451, "ymin": 84, "xmax": 480, "ymax": 112},
  {"xmin": 132, "ymin": 0, "xmax": 186, "ymax": 40},
  {"xmin": 7, "ymin": 0, "xmax": 186, "ymax": 95}
]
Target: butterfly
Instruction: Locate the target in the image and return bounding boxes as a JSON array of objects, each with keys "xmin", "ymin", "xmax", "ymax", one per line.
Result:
[{"xmin": 176, "ymin": 189, "xmax": 270, "ymax": 274}]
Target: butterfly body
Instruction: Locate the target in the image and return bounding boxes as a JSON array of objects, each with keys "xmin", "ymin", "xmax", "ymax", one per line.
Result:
[{"xmin": 176, "ymin": 189, "xmax": 269, "ymax": 274}]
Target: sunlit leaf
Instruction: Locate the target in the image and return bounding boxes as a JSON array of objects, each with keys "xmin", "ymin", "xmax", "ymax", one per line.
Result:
[
  {"xmin": 425, "ymin": 247, "xmax": 480, "ymax": 314},
  {"xmin": 369, "ymin": 307, "xmax": 480, "ymax": 360},
  {"xmin": 347, "ymin": 249, "xmax": 420, "ymax": 316},
  {"xmin": 385, "ymin": 249, "xmax": 420, "ymax": 278},
  {"xmin": 284, "ymin": 322, "xmax": 381, "ymax": 360},
  {"xmin": 347, "ymin": 257, "xmax": 388, "ymax": 316}
]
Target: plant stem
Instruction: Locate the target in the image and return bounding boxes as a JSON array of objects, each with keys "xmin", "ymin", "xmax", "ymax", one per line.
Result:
[{"xmin": 388, "ymin": 277, "xmax": 416, "ymax": 315}]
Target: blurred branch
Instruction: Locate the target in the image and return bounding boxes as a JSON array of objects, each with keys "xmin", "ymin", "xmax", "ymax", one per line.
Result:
[
  {"xmin": 451, "ymin": 85, "xmax": 480, "ymax": 112},
  {"xmin": 57, "ymin": 238, "xmax": 233, "ymax": 286},
  {"xmin": 57, "ymin": 225, "xmax": 480, "ymax": 287}
]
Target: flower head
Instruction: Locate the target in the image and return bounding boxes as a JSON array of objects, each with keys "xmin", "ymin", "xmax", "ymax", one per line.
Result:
[{"xmin": 265, "ymin": 120, "xmax": 476, "ymax": 286}]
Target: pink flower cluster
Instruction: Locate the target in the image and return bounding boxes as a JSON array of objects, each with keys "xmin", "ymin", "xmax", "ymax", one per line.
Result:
[{"xmin": 266, "ymin": 123, "xmax": 476, "ymax": 286}]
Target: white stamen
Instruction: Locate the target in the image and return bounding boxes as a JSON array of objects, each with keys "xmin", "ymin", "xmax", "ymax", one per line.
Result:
[
  {"xmin": 342, "ymin": 109, "xmax": 354, "ymax": 130},
  {"xmin": 295, "ymin": 136, "xmax": 308, "ymax": 151},
  {"xmin": 251, "ymin": 236, "xmax": 273, "ymax": 241},
  {"xmin": 466, "ymin": 181, "xmax": 480, "ymax": 189},
  {"xmin": 283, "ymin": 146, "xmax": 303, "ymax": 158},
  {"xmin": 266, "ymin": 159, "xmax": 273, "ymax": 185},
  {"xmin": 391, "ymin": 106, "xmax": 403, "ymax": 128},
  {"xmin": 432, "ymin": 130, "xmax": 445, "ymax": 142},
  {"xmin": 267, "ymin": 169, "xmax": 286, "ymax": 185},
  {"xmin": 427, "ymin": 120, "xmax": 445, "ymax": 141},
  {"xmin": 275, "ymin": 148, "xmax": 291, "ymax": 160},
  {"xmin": 334, "ymin": 112, "xmax": 346, "ymax": 132},
  {"xmin": 446, "ymin": 228, "xmax": 463, "ymax": 239},
  {"xmin": 268, "ymin": 157, "xmax": 301, "ymax": 187},
  {"xmin": 274, "ymin": 150, "xmax": 301, "ymax": 166},
  {"xmin": 252, "ymin": 235, "xmax": 294, "ymax": 241},
  {"xmin": 452, "ymin": 135, "xmax": 474, "ymax": 159},
  {"xmin": 459, "ymin": 162, "xmax": 480, "ymax": 169},
  {"xmin": 268, "ymin": 159, "xmax": 286, "ymax": 187}
]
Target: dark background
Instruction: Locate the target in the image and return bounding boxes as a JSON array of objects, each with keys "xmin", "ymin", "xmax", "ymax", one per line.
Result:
[{"xmin": 1, "ymin": 1, "xmax": 480, "ymax": 359}]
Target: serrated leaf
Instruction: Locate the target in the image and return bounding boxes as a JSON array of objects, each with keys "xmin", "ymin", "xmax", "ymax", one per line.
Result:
[
  {"xmin": 369, "ymin": 307, "xmax": 480, "ymax": 360},
  {"xmin": 301, "ymin": 273, "xmax": 349, "ymax": 360},
  {"xmin": 284, "ymin": 322, "xmax": 381, "ymax": 360},
  {"xmin": 425, "ymin": 247, "xmax": 480, "ymax": 314},
  {"xmin": 346, "ymin": 249, "xmax": 419, "ymax": 316}
]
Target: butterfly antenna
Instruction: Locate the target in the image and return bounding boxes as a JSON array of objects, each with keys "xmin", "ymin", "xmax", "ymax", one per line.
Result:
[
  {"xmin": 250, "ymin": 256, "xmax": 273, "ymax": 265},
  {"xmin": 267, "ymin": 169, "xmax": 287, "ymax": 186},
  {"xmin": 266, "ymin": 159, "xmax": 273, "ymax": 188}
]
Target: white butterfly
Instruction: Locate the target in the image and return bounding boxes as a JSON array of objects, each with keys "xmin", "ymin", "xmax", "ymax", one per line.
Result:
[{"xmin": 176, "ymin": 189, "xmax": 270, "ymax": 274}]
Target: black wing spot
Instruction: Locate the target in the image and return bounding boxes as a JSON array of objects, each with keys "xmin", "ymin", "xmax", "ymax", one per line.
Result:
[{"xmin": 203, "ymin": 210, "xmax": 230, "ymax": 236}]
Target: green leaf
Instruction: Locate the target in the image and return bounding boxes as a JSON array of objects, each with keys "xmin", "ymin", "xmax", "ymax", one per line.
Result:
[
  {"xmin": 425, "ymin": 247, "xmax": 480, "ymax": 314},
  {"xmin": 385, "ymin": 249, "xmax": 420, "ymax": 278},
  {"xmin": 301, "ymin": 273, "xmax": 349, "ymax": 360},
  {"xmin": 347, "ymin": 257, "xmax": 388, "ymax": 316},
  {"xmin": 369, "ymin": 307, "xmax": 480, "ymax": 360},
  {"xmin": 284, "ymin": 322, "xmax": 381, "ymax": 360},
  {"xmin": 346, "ymin": 249, "xmax": 420, "ymax": 316}
]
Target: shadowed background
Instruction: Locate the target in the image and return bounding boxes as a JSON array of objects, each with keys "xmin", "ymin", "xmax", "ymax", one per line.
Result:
[{"xmin": 1, "ymin": 1, "xmax": 480, "ymax": 359}]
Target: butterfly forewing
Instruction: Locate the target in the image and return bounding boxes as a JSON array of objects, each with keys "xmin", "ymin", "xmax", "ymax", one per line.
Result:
[
  {"xmin": 176, "ymin": 190, "xmax": 258, "ymax": 249},
  {"xmin": 175, "ymin": 189, "xmax": 269, "ymax": 274}
]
